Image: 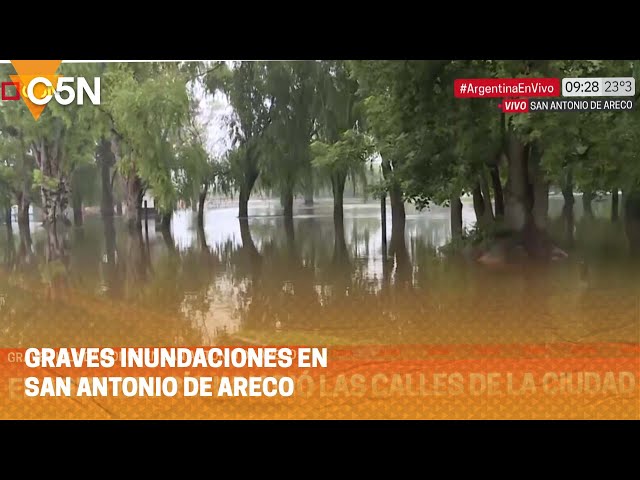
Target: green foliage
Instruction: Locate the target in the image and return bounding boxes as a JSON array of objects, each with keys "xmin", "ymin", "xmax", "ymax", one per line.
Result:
[
  {"xmin": 101, "ymin": 62, "xmax": 193, "ymax": 213},
  {"xmin": 205, "ymin": 61, "xmax": 273, "ymax": 195},
  {"xmin": 311, "ymin": 130, "xmax": 374, "ymax": 180}
]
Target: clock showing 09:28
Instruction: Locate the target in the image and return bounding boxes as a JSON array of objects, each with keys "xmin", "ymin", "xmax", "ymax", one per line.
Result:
[{"xmin": 562, "ymin": 77, "xmax": 635, "ymax": 97}]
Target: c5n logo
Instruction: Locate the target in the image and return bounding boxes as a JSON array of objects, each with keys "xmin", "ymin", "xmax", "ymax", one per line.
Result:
[{"xmin": 1, "ymin": 60, "xmax": 100, "ymax": 121}]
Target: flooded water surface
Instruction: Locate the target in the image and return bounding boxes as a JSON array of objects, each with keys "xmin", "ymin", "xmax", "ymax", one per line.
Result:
[{"xmin": 1, "ymin": 197, "xmax": 638, "ymax": 348}]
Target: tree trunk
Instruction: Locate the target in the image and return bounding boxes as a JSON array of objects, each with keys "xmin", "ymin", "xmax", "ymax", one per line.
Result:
[
  {"xmin": 16, "ymin": 196, "xmax": 31, "ymax": 253},
  {"xmin": 97, "ymin": 138, "xmax": 115, "ymax": 217},
  {"xmin": 158, "ymin": 210, "xmax": 172, "ymax": 231},
  {"xmin": 4, "ymin": 224, "xmax": 15, "ymax": 267},
  {"xmin": 102, "ymin": 216, "xmax": 121, "ymax": 298},
  {"xmin": 197, "ymin": 184, "xmax": 208, "ymax": 228},
  {"xmin": 611, "ymin": 189, "xmax": 619, "ymax": 222},
  {"xmin": 239, "ymin": 185, "xmax": 250, "ymax": 218},
  {"xmin": 381, "ymin": 156, "xmax": 406, "ymax": 243},
  {"xmin": 17, "ymin": 220, "xmax": 33, "ymax": 266},
  {"xmin": 239, "ymin": 217, "xmax": 262, "ymax": 274},
  {"xmin": 115, "ymin": 202, "xmax": 123, "ymax": 216},
  {"xmin": 124, "ymin": 173, "xmax": 143, "ymax": 230},
  {"xmin": 283, "ymin": 187, "xmax": 294, "ymax": 220},
  {"xmin": 504, "ymin": 136, "xmax": 529, "ymax": 233},
  {"xmin": 197, "ymin": 222, "xmax": 208, "ymax": 252},
  {"xmin": 44, "ymin": 224, "xmax": 64, "ymax": 264},
  {"xmin": 103, "ymin": 216, "xmax": 117, "ymax": 266},
  {"xmin": 304, "ymin": 187, "xmax": 314, "ymax": 206},
  {"xmin": 161, "ymin": 227, "xmax": 176, "ymax": 255},
  {"xmin": 41, "ymin": 188, "xmax": 58, "ymax": 229},
  {"xmin": 124, "ymin": 226, "xmax": 149, "ymax": 287},
  {"xmin": 332, "ymin": 173, "xmax": 346, "ymax": 225},
  {"xmin": 16, "ymin": 192, "xmax": 30, "ymax": 227},
  {"xmin": 530, "ymin": 150, "xmax": 549, "ymax": 232},
  {"xmin": 450, "ymin": 195, "xmax": 463, "ymax": 241},
  {"xmin": 380, "ymin": 193, "xmax": 387, "ymax": 253},
  {"xmin": 238, "ymin": 171, "xmax": 258, "ymax": 219},
  {"xmin": 333, "ymin": 212, "xmax": 348, "ymax": 265},
  {"xmin": 489, "ymin": 163, "xmax": 505, "ymax": 217},
  {"xmin": 4, "ymin": 207, "xmax": 11, "ymax": 230},
  {"xmin": 624, "ymin": 190, "xmax": 640, "ymax": 257},
  {"xmin": 390, "ymin": 226, "xmax": 410, "ymax": 286},
  {"xmin": 389, "ymin": 183, "xmax": 405, "ymax": 236},
  {"xmin": 472, "ymin": 182, "xmax": 485, "ymax": 227},
  {"xmin": 72, "ymin": 191, "xmax": 83, "ymax": 227},
  {"xmin": 479, "ymin": 169, "xmax": 495, "ymax": 225},
  {"xmin": 582, "ymin": 191, "xmax": 594, "ymax": 219},
  {"xmin": 561, "ymin": 169, "xmax": 575, "ymax": 248}
]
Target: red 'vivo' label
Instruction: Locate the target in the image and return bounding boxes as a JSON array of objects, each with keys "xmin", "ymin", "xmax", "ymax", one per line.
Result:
[{"xmin": 500, "ymin": 98, "xmax": 529, "ymax": 113}]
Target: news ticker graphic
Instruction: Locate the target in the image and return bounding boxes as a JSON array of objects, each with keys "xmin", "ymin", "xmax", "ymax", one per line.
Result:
[
  {"xmin": 1, "ymin": 344, "xmax": 638, "ymax": 419},
  {"xmin": 455, "ymin": 77, "xmax": 637, "ymax": 113},
  {"xmin": 499, "ymin": 98, "xmax": 635, "ymax": 113}
]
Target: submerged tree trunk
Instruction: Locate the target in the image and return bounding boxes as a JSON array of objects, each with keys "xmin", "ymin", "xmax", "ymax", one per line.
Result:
[
  {"xmin": 504, "ymin": 137, "xmax": 529, "ymax": 233},
  {"xmin": 624, "ymin": 190, "xmax": 640, "ymax": 257},
  {"xmin": 283, "ymin": 187, "xmax": 294, "ymax": 220},
  {"xmin": 450, "ymin": 195, "xmax": 463, "ymax": 241},
  {"xmin": 489, "ymin": 163, "xmax": 505, "ymax": 218},
  {"xmin": 304, "ymin": 186, "xmax": 314, "ymax": 206},
  {"xmin": 381, "ymin": 157, "xmax": 406, "ymax": 245},
  {"xmin": 103, "ymin": 216, "xmax": 117, "ymax": 266},
  {"xmin": 332, "ymin": 173, "xmax": 346, "ymax": 225},
  {"xmin": 157, "ymin": 210, "xmax": 172, "ymax": 232},
  {"xmin": 197, "ymin": 222, "xmax": 208, "ymax": 252},
  {"xmin": 332, "ymin": 213, "xmax": 349, "ymax": 265},
  {"xmin": 380, "ymin": 193, "xmax": 387, "ymax": 254},
  {"xmin": 561, "ymin": 167, "xmax": 575, "ymax": 247},
  {"xmin": 4, "ymin": 207, "xmax": 11, "ymax": 230},
  {"xmin": 239, "ymin": 185, "xmax": 250, "ymax": 219},
  {"xmin": 582, "ymin": 191, "xmax": 594, "ymax": 219},
  {"xmin": 238, "ymin": 171, "xmax": 258, "ymax": 219},
  {"xmin": 479, "ymin": 169, "xmax": 494, "ymax": 225},
  {"xmin": 472, "ymin": 182, "xmax": 485, "ymax": 227},
  {"xmin": 531, "ymin": 160, "xmax": 549, "ymax": 232},
  {"xmin": 4, "ymin": 225, "xmax": 15, "ymax": 267},
  {"xmin": 17, "ymin": 220, "xmax": 33, "ymax": 266},
  {"xmin": 102, "ymin": 216, "xmax": 121, "ymax": 298},
  {"xmin": 389, "ymin": 226, "xmax": 411, "ymax": 286},
  {"xmin": 124, "ymin": 173, "xmax": 143, "ymax": 230},
  {"xmin": 72, "ymin": 190, "xmax": 83, "ymax": 227},
  {"xmin": 611, "ymin": 189, "xmax": 619, "ymax": 222},
  {"xmin": 197, "ymin": 184, "xmax": 208, "ymax": 228},
  {"xmin": 160, "ymin": 225, "xmax": 176, "ymax": 255},
  {"xmin": 97, "ymin": 138, "xmax": 115, "ymax": 217},
  {"xmin": 44, "ymin": 225, "xmax": 65, "ymax": 265},
  {"xmin": 124, "ymin": 226, "xmax": 150, "ymax": 288},
  {"xmin": 389, "ymin": 183, "xmax": 405, "ymax": 236},
  {"xmin": 16, "ymin": 195, "xmax": 31, "ymax": 255},
  {"xmin": 498, "ymin": 136, "xmax": 556, "ymax": 260},
  {"xmin": 239, "ymin": 217, "xmax": 261, "ymax": 261}
]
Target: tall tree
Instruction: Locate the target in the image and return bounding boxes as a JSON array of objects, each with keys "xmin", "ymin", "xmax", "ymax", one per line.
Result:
[{"xmin": 205, "ymin": 62, "xmax": 273, "ymax": 218}]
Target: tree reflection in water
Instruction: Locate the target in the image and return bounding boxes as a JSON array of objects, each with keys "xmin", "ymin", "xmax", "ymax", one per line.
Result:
[{"xmin": 0, "ymin": 201, "xmax": 638, "ymax": 348}]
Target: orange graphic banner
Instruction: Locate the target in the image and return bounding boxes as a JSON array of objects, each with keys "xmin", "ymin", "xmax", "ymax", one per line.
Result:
[{"xmin": 0, "ymin": 344, "xmax": 637, "ymax": 419}]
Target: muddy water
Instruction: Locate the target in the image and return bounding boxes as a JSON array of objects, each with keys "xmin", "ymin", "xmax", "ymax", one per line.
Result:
[{"xmin": 0, "ymin": 197, "xmax": 638, "ymax": 347}]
